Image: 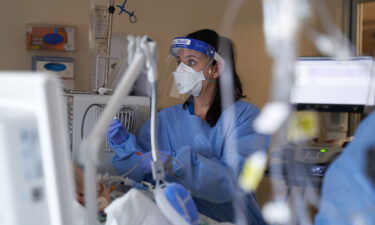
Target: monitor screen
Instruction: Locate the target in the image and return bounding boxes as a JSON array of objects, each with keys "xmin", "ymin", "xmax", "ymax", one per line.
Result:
[
  {"xmin": 0, "ymin": 72, "xmax": 75, "ymax": 225},
  {"xmin": 290, "ymin": 57, "xmax": 375, "ymax": 111}
]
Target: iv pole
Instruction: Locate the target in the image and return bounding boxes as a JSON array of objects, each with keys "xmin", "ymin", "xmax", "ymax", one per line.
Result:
[
  {"xmin": 102, "ymin": 0, "xmax": 115, "ymax": 88},
  {"xmin": 81, "ymin": 36, "xmax": 160, "ymax": 225},
  {"xmin": 100, "ymin": 0, "xmax": 137, "ymax": 90}
]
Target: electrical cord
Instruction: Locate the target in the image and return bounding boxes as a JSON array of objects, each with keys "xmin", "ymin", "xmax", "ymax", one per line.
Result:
[{"xmin": 81, "ymin": 103, "xmax": 105, "ymax": 139}]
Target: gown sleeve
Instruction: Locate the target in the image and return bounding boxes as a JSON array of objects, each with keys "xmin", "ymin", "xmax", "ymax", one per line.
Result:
[{"xmin": 166, "ymin": 106, "xmax": 271, "ymax": 203}]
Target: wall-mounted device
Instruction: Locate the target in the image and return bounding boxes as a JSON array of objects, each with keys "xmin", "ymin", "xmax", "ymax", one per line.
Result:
[
  {"xmin": 32, "ymin": 56, "xmax": 74, "ymax": 91},
  {"xmin": 26, "ymin": 24, "xmax": 75, "ymax": 51}
]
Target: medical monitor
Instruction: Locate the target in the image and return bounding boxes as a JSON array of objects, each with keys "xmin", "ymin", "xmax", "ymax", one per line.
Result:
[
  {"xmin": 0, "ymin": 72, "xmax": 75, "ymax": 225},
  {"xmin": 290, "ymin": 57, "xmax": 375, "ymax": 112}
]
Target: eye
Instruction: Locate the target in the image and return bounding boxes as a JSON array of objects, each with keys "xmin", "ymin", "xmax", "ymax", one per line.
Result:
[{"xmin": 187, "ymin": 59, "xmax": 197, "ymax": 67}]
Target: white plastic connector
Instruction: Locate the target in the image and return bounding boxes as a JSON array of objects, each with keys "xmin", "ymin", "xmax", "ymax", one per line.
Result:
[
  {"xmin": 253, "ymin": 102, "xmax": 291, "ymax": 135},
  {"xmin": 139, "ymin": 36, "xmax": 158, "ymax": 83},
  {"xmin": 262, "ymin": 201, "xmax": 291, "ymax": 224},
  {"xmin": 98, "ymin": 87, "xmax": 112, "ymax": 95}
]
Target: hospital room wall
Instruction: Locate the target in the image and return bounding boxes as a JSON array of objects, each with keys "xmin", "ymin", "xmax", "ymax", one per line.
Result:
[
  {"xmin": 0, "ymin": 0, "xmax": 91, "ymax": 90},
  {"xmin": 0, "ymin": 0, "xmax": 345, "ymax": 110}
]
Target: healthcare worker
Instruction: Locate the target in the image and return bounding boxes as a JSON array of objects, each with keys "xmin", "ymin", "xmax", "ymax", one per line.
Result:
[
  {"xmin": 107, "ymin": 29, "xmax": 270, "ymax": 224},
  {"xmin": 314, "ymin": 110, "xmax": 375, "ymax": 225}
]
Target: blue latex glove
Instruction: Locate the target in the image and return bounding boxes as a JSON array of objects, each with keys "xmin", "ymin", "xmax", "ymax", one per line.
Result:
[
  {"xmin": 107, "ymin": 119, "xmax": 129, "ymax": 145},
  {"xmin": 140, "ymin": 150, "xmax": 171, "ymax": 174}
]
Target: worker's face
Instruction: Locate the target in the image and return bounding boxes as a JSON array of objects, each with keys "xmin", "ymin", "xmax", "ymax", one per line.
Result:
[
  {"xmin": 176, "ymin": 48, "xmax": 220, "ymax": 82},
  {"xmin": 176, "ymin": 49, "xmax": 211, "ymax": 74},
  {"xmin": 172, "ymin": 48, "xmax": 220, "ymax": 97}
]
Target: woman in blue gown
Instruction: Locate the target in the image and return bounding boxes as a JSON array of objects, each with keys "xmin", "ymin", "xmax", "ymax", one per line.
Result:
[{"xmin": 107, "ymin": 29, "xmax": 270, "ymax": 224}]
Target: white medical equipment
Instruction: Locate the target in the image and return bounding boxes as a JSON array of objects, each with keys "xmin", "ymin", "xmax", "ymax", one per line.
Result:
[
  {"xmin": 290, "ymin": 57, "xmax": 375, "ymax": 112},
  {"xmin": 65, "ymin": 93, "xmax": 150, "ymax": 175},
  {"xmin": 0, "ymin": 72, "xmax": 75, "ymax": 225}
]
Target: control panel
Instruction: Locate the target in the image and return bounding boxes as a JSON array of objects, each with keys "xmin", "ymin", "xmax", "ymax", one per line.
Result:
[{"xmin": 292, "ymin": 146, "xmax": 342, "ymax": 164}]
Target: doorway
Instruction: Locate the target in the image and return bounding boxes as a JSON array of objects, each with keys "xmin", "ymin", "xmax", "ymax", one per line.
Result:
[{"xmin": 351, "ymin": 0, "xmax": 375, "ymax": 55}]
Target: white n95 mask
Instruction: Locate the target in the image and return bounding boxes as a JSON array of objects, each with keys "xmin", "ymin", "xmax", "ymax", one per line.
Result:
[{"xmin": 172, "ymin": 62, "xmax": 205, "ymax": 96}]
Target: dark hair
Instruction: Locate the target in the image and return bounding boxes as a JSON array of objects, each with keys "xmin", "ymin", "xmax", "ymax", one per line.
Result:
[{"xmin": 183, "ymin": 29, "xmax": 246, "ymax": 127}]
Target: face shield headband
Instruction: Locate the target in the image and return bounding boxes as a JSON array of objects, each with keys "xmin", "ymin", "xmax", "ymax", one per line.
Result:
[{"xmin": 170, "ymin": 37, "xmax": 225, "ymax": 74}]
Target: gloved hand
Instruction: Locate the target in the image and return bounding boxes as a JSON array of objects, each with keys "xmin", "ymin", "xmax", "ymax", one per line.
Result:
[
  {"xmin": 140, "ymin": 150, "xmax": 171, "ymax": 174},
  {"xmin": 107, "ymin": 119, "xmax": 129, "ymax": 145}
]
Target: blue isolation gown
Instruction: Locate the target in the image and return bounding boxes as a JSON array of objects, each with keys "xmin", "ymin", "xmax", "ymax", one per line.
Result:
[
  {"xmin": 314, "ymin": 111, "xmax": 375, "ymax": 225},
  {"xmin": 111, "ymin": 100, "xmax": 270, "ymax": 224}
]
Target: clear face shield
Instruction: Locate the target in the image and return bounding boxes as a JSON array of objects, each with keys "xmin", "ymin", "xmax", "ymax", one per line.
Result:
[{"xmin": 160, "ymin": 37, "xmax": 225, "ymax": 99}]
